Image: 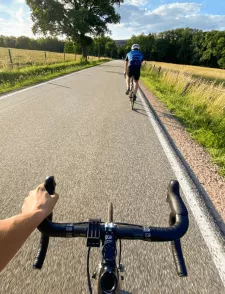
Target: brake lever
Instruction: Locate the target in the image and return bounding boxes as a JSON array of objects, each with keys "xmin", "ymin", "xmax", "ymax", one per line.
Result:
[{"xmin": 33, "ymin": 176, "xmax": 56, "ymax": 269}]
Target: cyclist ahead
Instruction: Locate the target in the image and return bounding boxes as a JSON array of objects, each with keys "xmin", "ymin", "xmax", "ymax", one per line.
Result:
[{"xmin": 124, "ymin": 44, "xmax": 144, "ymax": 101}]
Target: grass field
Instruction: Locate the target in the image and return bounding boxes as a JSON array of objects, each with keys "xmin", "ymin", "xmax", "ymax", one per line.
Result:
[
  {"xmin": 0, "ymin": 47, "xmax": 94, "ymax": 69},
  {"xmin": 141, "ymin": 63, "xmax": 225, "ymax": 176},
  {"xmin": 149, "ymin": 61, "xmax": 225, "ymax": 84}
]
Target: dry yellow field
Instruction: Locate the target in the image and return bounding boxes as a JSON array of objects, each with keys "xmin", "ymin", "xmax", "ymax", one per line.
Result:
[
  {"xmin": 145, "ymin": 62, "xmax": 225, "ymax": 114},
  {"xmin": 0, "ymin": 47, "xmax": 83, "ymax": 69},
  {"xmin": 149, "ymin": 61, "xmax": 225, "ymax": 83}
]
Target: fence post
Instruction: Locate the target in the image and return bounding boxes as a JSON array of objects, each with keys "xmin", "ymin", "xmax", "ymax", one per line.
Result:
[
  {"xmin": 64, "ymin": 52, "xmax": 66, "ymax": 62},
  {"xmin": 44, "ymin": 52, "xmax": 47, "ymax": 63},
  {"xmin": 158, "ymin": 66, "xmax": 161, "ymax": 75},
  {"xmin": 182, "ymin": 82, "xmax": 191, "ymax": 95},
  {"xmin": 8, "ymin": 49, "xmax": 13, "ymax": 69}
]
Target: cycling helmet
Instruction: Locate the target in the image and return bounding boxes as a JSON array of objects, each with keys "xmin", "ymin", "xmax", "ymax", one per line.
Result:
[{"xmin": 131, "ymin": 44, "xmax": 140, "ymax": 50}]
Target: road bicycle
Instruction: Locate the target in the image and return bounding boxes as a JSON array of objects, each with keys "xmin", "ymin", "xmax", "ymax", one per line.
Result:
[
  {"xmin": 33, "ymin": 176, "xmax": 189, "ymax": 294},
  {"xmin": 128, "ymin": 77, "xmax": 135, "ymax": 110},
  {"xmin": 124, "ymin": 74, "xmax": 135, "ymax": 110}
]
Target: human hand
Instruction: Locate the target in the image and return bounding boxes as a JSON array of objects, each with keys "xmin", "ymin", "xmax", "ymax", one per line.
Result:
[{"xmin": 22, "ymin": 184, "xmax": 59, "ymax": 220}]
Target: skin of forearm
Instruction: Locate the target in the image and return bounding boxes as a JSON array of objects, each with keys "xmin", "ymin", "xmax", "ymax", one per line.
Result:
[{"xmin": 0, "ymin": 211, "xmax": 43, "ymax": 272}]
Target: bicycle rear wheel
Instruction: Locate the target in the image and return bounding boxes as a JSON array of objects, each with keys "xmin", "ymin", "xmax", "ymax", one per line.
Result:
[{"xmin": 131, "ymin": 96, "xmax": 134, "ymax": 110}]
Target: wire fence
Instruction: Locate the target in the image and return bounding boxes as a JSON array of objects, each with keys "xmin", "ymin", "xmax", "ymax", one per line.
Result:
[
  {"xmin": 146, "ymin": 62, "xmax": 225, "ymax": 95},
  {"xmin": 0, "ymin": 47, "xmax": 100, "ymax": 70}
]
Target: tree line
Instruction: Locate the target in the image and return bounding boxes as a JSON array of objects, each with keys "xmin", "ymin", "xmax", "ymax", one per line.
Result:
[
  {"xmin": 65, "ymin": 36, "xmax": 118, "ymax": 58},
  {"xmin": 122, "ymin": 28, "xmax": 225, "ymax": 69},
  {"xmin": 0, "ymin": 35, "xmax": 65, "ymax": 52},
  {"xmin": 1, "ymin": 27, "xmax": 225, "ymax": 69},
  {"xmin": 0, "ymin": 34, "xmax": 118, "ymax": 59}
]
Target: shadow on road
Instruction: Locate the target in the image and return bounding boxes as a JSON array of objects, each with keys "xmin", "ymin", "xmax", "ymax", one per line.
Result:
[
  {"xmin": 121, "ymin": 291, "xmax": 132, "ymax": 294},
  {"xmin": 101, "ymin": 65, "xmax": 124, "ymax": 69},
  {"xmin": 106, "ymin": 71, "xmax": 124, "ymax": 75},
  {"xmin": 132, "ymin": 107, "xmax": 148, "ymax": 117},
  {"xmin": 48, "ymin": 82, "xmax": 71, "ymax": 89}
]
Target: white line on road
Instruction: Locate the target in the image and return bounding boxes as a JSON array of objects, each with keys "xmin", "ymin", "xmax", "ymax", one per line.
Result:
[
  {"xmin": 138, "ymin": 89, "xmax": 225, "ymax": 287},
  {"xmin": 0, "ymin": 66, "xmax": 94, "ymax": 101}
]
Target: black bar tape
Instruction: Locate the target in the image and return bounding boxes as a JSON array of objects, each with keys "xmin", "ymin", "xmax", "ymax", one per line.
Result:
[
  {"xmin": 171, "ymin": 239, "xmax": 188, "ymax": 277},
  {"xmin": 33, "ymin": 213, "xmax": 53, "ymax": 269},
  {"xmin": 33, "ymin": 234, "xmax": 50, "ymax": 269},
  {"xmin": 167, "ymin": 180, "xmax": 188, "ymax": 217}
]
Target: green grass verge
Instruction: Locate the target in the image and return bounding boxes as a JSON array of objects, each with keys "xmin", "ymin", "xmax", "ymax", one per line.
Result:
[
  {"xmin": 141, "ymin": 66, "xmax": 225, "ymax": 177},
  {"xmin": 0, "ymin": 59, "xmax": 109, "ymax": 95}
]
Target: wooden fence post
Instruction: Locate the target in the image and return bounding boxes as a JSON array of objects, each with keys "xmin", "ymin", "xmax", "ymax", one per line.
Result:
[
  {"xmin": 44, "ymin": 52, "xmax": 47, "ymax": 63},
  {"xmin": 158, "ymin": 66, "xmax": 162, "ymax": 75},
  {"xmin": 8, "ymin": 49, "xmax": 13, "ymax": 69},
  {"xmin": 64, "ymin": 52, "xmax": 66, "ymax": 62},
  {"xmin": 182, "ymin": 82, "xmax": 191, "ymax": 95}
]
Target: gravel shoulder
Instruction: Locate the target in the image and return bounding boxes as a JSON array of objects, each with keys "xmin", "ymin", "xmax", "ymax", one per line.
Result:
[{"xmin": 140, "ymin": 81, "xmax": 225, "ymax": 229}]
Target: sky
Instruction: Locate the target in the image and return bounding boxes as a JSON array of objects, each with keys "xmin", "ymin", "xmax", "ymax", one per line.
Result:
[{"xmin": 0, "ymin": 0, "xmax": 225, "ymax": 40}]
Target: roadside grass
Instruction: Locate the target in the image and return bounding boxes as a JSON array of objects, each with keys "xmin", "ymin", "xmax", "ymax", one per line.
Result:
[
  {"xmin": 149, "ymin": 61, "xmax": 225, "ymax": 85},
  {"xmin": 0, "ymin": 58, "xmax": 109, "ymax": 95},
  {"xmin": 141, "ymin": 64, "xmax": 225, "ymax": 177}
]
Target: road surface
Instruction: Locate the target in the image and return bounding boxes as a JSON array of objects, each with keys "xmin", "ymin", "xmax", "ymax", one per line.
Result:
[{"xmin": 0, "ymin": 60, "xmax": 224, "ymax": 293}]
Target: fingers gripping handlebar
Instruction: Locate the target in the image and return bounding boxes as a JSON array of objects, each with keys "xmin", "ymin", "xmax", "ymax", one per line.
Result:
[{"xmin": 33, "ymin": 177, "xmax": 56, "ymax": 269}]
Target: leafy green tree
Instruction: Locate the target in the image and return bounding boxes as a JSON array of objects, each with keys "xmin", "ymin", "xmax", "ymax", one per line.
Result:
[
  {"xmin": 105, "ymin": 40, "xmax": 117, "ymax": 58},
  {"xmin": 64, "ymin": 41, "xmax": 75, "ymax": 54},
  {"xmin": 16, "ymin": 36, "xmax": 31, "ymax": 49},
  {"xmin": 26, "ymin": 0, "xmax": 122, "ymax": 60},
  {"xmin": 117, "ymin": 44, "xmax": 126, "ymax": 59},
  {"xmin": 0, "ymin": 36, "xmax": 5, "ymax": 47},
  {"xmin": 4, "ymin": 36, "xmax": 16, "ymax": 48}
]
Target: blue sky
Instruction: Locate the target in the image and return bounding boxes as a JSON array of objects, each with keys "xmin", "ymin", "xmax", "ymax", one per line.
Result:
[{"xmin": 0, "ymin": 0, "xmax": 225, "ymax": 39}]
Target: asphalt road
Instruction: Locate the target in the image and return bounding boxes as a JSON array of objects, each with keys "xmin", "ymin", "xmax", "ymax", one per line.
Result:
[{"xmin": 0, "ymin": 60, "xmax": 224, "ymax": 294}]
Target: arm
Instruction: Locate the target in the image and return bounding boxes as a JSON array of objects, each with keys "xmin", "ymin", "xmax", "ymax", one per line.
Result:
[
  {"xmin": 0, "ymin": 184, "xmax": 58, "ymax": 272},
  {"xmin": 124, "ymin": 54, "xmax": 128, "ymax": 76},
  {"xmin": 124, "ymin": 60, "xmax": 128, "ymax": 75}
]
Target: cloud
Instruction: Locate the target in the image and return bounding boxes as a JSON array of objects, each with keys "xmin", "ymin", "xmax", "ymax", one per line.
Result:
[
  {"xmin": 124, "ymin": 0, "xmax": 148, "ymax": 5},
  {"xmin": 111, "ymin": 2, "xmax": 225, "ymax": 39},
  {"xmin": 0, "ymin": 3, "xmax": 33, "ymax": 37},
  {"xmin": 1, "ymin": 1, "xmax": 225, "ymax": 40}
]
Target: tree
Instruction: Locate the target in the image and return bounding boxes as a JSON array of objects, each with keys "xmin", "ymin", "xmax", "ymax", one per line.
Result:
[
  {"xmin": 105, "ymin": 40, "xmax": 117, "ymax": 58},
  {"xmin": 16, "ymin": 36, "xmax": 31, "ymax": 49},
  {"xmin": 26, "ymin": 0, "xmax": 122, "ymax": 60},
  {"xmin": 64, "ymin": 41, "xmax": 75, "ymax": 54}
]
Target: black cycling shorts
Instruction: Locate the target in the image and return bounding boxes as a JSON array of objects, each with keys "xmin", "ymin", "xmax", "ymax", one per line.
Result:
[{"xmin": 127, "ymin": 65, "xmax": 141, "ymax": 81}]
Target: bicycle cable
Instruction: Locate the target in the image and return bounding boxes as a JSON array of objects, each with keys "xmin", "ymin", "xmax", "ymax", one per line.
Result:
[{"xmin": 87, "ymin": 247, "xmax": 92, "ymax": 294}]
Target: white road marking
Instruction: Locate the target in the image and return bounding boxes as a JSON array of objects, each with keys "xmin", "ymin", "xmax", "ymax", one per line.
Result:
[
  {"xmin": 0, "ymin": 66, "xmax": 94, "ymax": 101},
  {"xmin": 138, "ymin": 89, "xmax": 225, "ymax": 287}
]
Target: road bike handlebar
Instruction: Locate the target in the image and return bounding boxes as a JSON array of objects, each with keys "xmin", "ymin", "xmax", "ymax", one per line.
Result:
[{"xmin": 33, "ymin": 177, "xmax": 189, "ymax": 277}]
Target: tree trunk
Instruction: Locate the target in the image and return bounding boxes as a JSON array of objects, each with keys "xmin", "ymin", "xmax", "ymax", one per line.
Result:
[{"xmin": 82, "ymin": 46, "xmax": 87, "ymax": 62}]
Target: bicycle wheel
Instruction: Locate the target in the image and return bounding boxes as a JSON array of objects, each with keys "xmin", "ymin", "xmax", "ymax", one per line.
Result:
[
  {"xmin": 129, "ymin": 92, "xmax": 134, "ymax": 110},
  {"xmin": 131, "ymin": 95, "xmax": 134, "ymax": 110},
  {"xmin": 108, "ymin": 202, "xmax": 113, "ymax": 223},
  {"xmin": 130, "ymin": 77, "xmax": 134, "ymax": 92}
]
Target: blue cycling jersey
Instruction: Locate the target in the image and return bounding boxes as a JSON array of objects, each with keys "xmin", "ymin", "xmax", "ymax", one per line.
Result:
[{"xmin": 125, "ymin": 50, "xmax": 144, "ymax": 67}]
